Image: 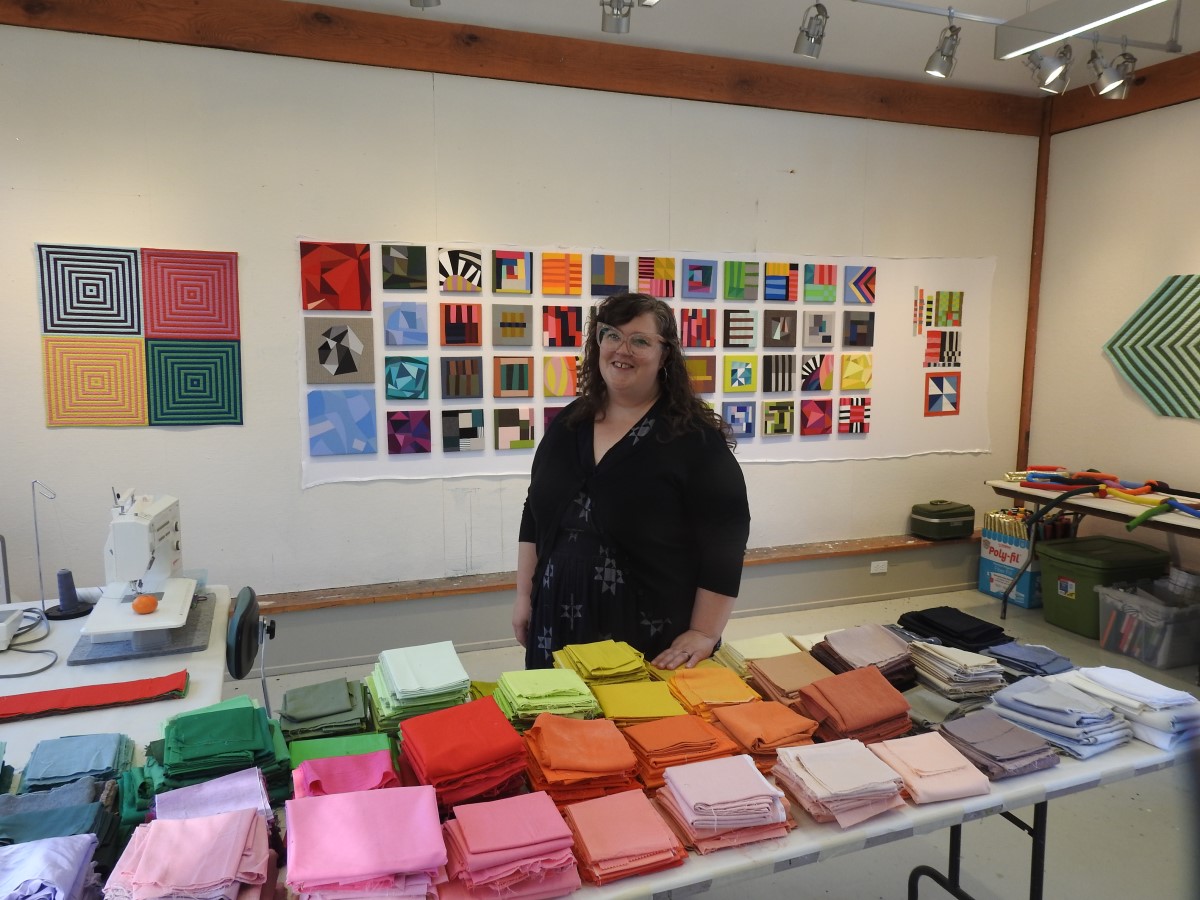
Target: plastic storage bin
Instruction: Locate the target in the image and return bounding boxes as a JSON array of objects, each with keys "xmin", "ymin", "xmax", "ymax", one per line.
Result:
[
  {"xmin": 1098, "ymin": 579, "xmax": 1200, "ymax": 668},
  {"xmin": 1034, "ymin": 536, "xmax": 1171, "ymax": 639}
]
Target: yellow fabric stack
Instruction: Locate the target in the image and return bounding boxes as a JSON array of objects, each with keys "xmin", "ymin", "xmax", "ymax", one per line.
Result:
[
  {"xmin": 553, "ymin": 640, "xmax": 650, "ymax": 686},
  {"xmin": 667, "ymin": 666, "xmax": 762, "ymax": 722},
  {"xmin": 589, "ymin": 681, "xmax": 688, "ymax": 728},
  {"xmin": 713, "ymin": 633, "xmax": 803, "ymax": 677}
]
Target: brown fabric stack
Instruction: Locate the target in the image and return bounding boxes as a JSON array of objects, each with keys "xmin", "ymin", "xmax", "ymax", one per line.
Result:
[
  {"xmin": 809, "ymin": 623, "xmax": 916, "ymax": 689},
  {"xmin": 797, "ymin": 666, "xmax": 912, "ymax": 743},
  {"xmin": 745, "ymin": 651, "xmax": 835, "ymax": 712}
]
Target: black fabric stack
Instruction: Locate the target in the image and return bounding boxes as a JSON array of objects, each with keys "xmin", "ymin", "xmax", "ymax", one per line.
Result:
[{"xmin": 896, "ymin": 607, "xmax": 1012, "ymax": 653}]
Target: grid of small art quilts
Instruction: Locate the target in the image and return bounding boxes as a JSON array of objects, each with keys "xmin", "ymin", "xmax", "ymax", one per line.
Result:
[
  {"xmin": 38, "ymin": 244, "xmax": 243, "ymax": 427},
  {"xmin": 913, "ymin": 284, "xmax": 965, "ymax": 417}
]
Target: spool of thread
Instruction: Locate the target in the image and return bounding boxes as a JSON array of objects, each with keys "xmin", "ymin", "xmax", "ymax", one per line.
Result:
[{"xmin": 56, "ymin": 568, "xmax": 80, "ymax": 613}]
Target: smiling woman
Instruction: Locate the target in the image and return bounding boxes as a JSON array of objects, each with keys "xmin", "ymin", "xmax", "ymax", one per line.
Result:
[{"xmin": 512, "ymin": 293, "xmax": 751, "ymax": 672}]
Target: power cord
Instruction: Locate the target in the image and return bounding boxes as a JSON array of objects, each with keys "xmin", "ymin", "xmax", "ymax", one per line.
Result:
[{"xmin": 0, "ymin": 608, "xmax": 59, "ymax": 677}]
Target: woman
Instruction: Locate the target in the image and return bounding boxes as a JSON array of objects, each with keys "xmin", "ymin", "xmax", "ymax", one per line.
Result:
[{"xmin": 513, "ymin": 292, "xmax": 750, "ymax": 670}]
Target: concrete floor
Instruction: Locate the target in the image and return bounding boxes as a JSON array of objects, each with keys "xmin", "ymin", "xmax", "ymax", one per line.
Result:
[{"xmin": 226, "ymin": 589, "xmax": 1200, "ymax": 900}]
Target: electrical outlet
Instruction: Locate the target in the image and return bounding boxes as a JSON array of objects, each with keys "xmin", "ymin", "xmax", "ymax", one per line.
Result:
[{"xmin": 870, "ymin": 560, "xmax": 888, "ymax": 575}]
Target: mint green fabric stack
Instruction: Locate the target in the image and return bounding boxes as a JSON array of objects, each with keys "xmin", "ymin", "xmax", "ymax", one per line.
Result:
[
  {"xmin": 493, "ymin": 668, "xmax": 603, "ymax": 732},
  {"xmin": 365, "ymin": 640, "xmax": 471, "ymax": 732}
]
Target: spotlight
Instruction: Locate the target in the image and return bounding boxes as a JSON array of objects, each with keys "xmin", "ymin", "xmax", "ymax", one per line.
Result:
[
  {"xmin": 601, "ymin": 0, "xmax": 633, "ymax": 34},
  {"xmin": 1089, "ymin": 47, "xmax": 1125, "ymax": 94},
  {"xmin": 1101, "ymin": 51, "xmax": 1137, "ymax": 99},
  {"xmin": 1029, "ymin": 44, "xmax": 1072, "ymax": 93},
  {"xmin": 794, "ymin": 4, "xmax": 829, "ymax": 60},
  {"xmin": 409, "ymin": 0, "xmax": 441, "ymax": 7},
  {"xmin": 925, "ymin": 16, "xmax": 961, "ymax": 79}
]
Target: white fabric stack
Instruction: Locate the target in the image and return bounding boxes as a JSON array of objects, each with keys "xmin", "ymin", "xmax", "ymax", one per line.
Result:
[
  {"xmin": 910, "ymin": 642, "xmax": 1006, "ymax": 700},
  {"xmin": 371, "ymin": 640, "xmax": 471, "ymax": 724},
  {"xmin": 1050, "ymin": 666, "xmax": 1200, "ymax": 751},
  {"xmin": 0, "ymin": 834, "xmax": 101, "ymax": 900},
  {"xmin": 772, "ymin": 739, "xmax": 906, "ymax": 828},
  {"xmin": 990, "ymin": 676, "xmax": 1132, "ymax": 759}
]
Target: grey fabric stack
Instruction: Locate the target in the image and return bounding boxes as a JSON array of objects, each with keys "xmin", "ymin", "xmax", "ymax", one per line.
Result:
[{"xmin": 938, "ymin": 708, "xmax": 1060, "ymax": 779}]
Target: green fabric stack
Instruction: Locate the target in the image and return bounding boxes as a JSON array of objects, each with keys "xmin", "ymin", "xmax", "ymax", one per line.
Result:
[
  {"xmin": 287, "ymin": 731, "xmax": 394, "ymax": 768},
  {"xmin": 116, "ymin": 767, "xmax": 158, "ymax": 842},
  {"xmin": 279, "ymin": 677, "xmax": 370, "ymax": 742},
  {"xmin": 493, "ymin": 668, "xmax": 602, "ymax": 732},
  {"xmin": 552, "ymin": 640, "xmax": 650, "ymax": 686},
  {"xmin": 365, "ymin": 641, "xmax": 471, "ymax": 732}
]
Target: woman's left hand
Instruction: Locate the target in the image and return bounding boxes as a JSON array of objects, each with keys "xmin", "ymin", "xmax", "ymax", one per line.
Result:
[{"xmin": 650, "ymin": 629, "xmax": 719, "ymax": 670}]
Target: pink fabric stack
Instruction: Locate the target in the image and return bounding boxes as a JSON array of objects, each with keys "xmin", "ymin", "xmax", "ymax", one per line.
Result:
[
  {"xmin": 772, "ymin": 739, "xmax": 906, "ymax": 828},
  {"xmin": 292, "ymin": 749, "xmax": 401, "ymax": 798},
  {"xmin": 285, "ymin": 786, "xmax": 447, "ymax": 900},
  {"xmin": 104, "ymin": 808, "xmax": 274, "ymax": 900},
  {"xmin": 563, "ymin": 788, "xmax": 688, "ymax": 885},
  {"xmin": 868, "ymin": 732, "xmax": 992, "ymax": 803},
  {"xmin": 439, "ymin": 791, "xmax": 581, "ymax": 899}
]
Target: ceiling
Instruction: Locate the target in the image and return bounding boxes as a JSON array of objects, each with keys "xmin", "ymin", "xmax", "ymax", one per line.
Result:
[{"xmin": 300, "ymin": 0, "xmax": 1195, "ymax": 97}]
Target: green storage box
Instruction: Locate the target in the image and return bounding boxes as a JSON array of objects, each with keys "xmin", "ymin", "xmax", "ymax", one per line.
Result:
[
  {"xmin": 1034, "ymin": 536, "xmax": 1171, "ymax": 639},
  {"xmin": 910, "ymin": 500, "xmax": 975, "ymax": 540}
]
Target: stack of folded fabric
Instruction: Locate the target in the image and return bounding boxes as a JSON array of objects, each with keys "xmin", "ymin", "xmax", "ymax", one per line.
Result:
[
  {"xmin": 0, "ymin": 742, "xmax": 13, "ymax": 793},
  {"xmin": 667, "ymin": 666, "xmax": 761, "ymax": 722},
  {"xmin": 105, "ymin": 807, "xmax": 274, "ymax": 900},
  {"xmin": 797, "ymin": 666, "xmax": 912, "ymax": 743},
  {"xmin": 937, "ymin": 709, "xmax": 1060, "ymax": 779},
  {"xmin": 524, "ymin": 713, "xmax": 640, "ymax": 805},
  {"xmin": 787, "ymin": 631, "xmax": 830, "ymax": 652},
  {"xmin": 896, "ymin": 607, "xmax": 1011, "ymax": 653},
  {"xmin": 772, "ymin": 739, "xmax": 906, "ymax": 828},
  {"xmin": 909, "ymin": 642, "xmax": 1007, "ymax": 702},
  {"xmin": 469, "ymin": 681, "xmax": 497, "ymax": 701},
  {"xmin": 286, "ymin": 786, "xmax": 445, "ymax": 900},
  {"xmin": 292, "ymin": 749, "xmax": 401, "ymax": 798},
  {"xmin": 985, "ymin": 641, "xmax": 1074, "ymax": 676},
  {"xmin": 440, "ymin": 791, "xmax": 581, "ymax": 900},
  {"xmin": 19, "ymin": 733, "xmax": 134, "ymax": 791},
  {"xmin": 287, "ymin": 731, "xmax": 394, "ymax": 769},
  {"xmin": 745, "ymin": 651, "xmax": 836, "ymax": 713},
  {"xmin": 654, "ymin": 754, "xmax": 791, "ymax": 854},
  {"xmin": 116, "ymin": 767, "xmax": 156, "ymax": 842},
  {"xmin": 367, "ymin": 641, "xmax": 471, "ymax": 733},
  {"xmin": 589, "ymin": 681, "xmax": 688, "ymax": 727},
  {"xmin": 1051, "ymin": 666, "xmax": 1200, "ymax": 750},
  {"xmin": 154, "ymin": 768, "xmax": 282, "ymax": 869},
  {"xmin": 400, "ymin": 697, "xmax": 527, "ymax": 810},
  {"xmin": 492, "ymin": 668, "xmax": 602, "ymax": 732},
  {"xmin": 0, "ymin": 776, "xmax": 120, "ymax": 875},
  {"xmin": 712, "ymin": 633, "xmax": 801, "ymax": 678},
  {"xmin": 0, "ymin": 833, "xmax": 102, "ymax": 900},
  {"xmin": 278, "ymin": 677, "xmax": 369, "ymax": 742},
  {"xmin": 562, "ymin": 787, "xmax": 688, "ymax": 885},
  {"xmin": 868, "ymin": 731, "xmax": 991, "ymax": 803},
  {"xmin": 711, "ymin": 701, "xmax": 819, "ymax": 773},
  {"xmin": 155, "ymin": 697, "xmax": 291, "ymax": 803},
  {"xmin": 810, "ymin": 624, "xmax": 915, "ymax": 688},
  {"xmin": 552, "ymin": 640, "xmax": 649, "ymax": 685},
  {"xmin": 991, "ymin": 676, "xmax": 1132, "ymax": 759},
  {"xmin": 645, "ymin": 658, "xmax": 725, "ymax": 681},
  {"xmin": 903, "ymin": 684, "xmax": 971, "ymax": 732},
  {"xmin": 622, "ymin": 714, "xmax": 742, "ymax": 789}
]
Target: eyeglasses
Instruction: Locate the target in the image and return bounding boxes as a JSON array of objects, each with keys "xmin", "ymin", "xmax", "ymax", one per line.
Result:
[{"xmin": 595, "ymin": 324, "xmax": 665, "ymax": 357}]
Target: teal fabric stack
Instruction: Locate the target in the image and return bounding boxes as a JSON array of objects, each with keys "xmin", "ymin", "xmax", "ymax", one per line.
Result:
[
  {"xmin": 0, "ymin": 775, "xmax": 120, "ymax": 874},
  {"xmin": 279, "ymin": 677, "xmax": 370, "ymax": 742},
  {"xmin": 493, "ymin": 668, "xmax": 603, "ymax": 732},
  {"xmin": 365, "ymin": 641, "xmax": 471, "ymax": 732},
  {"xmin": 18, "ymin": 733, "xmax": 134, "ymax": 792}
]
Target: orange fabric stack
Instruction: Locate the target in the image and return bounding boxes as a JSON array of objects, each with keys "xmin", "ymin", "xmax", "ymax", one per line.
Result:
[
  {"xmin": 563, "ymin": 788, "xmax": 688, "ymax": 885},
  {"xmin": 745, "ymin": 651, "xmax": 835, "ymax": 713},
  {"xmin": 667, "ymin": 665, "xmax": 762, "ymax": 722},
  {"xmin": 711, "ymin": 700, "xmax": 819, "ymax": 774},
  {"xmin": 621, "ymin": 714, "xmax": 742, "ymax": 789},
  {"xmin": 797, "ymin": 666, "xmax": 912, "ymax": 743},
  {"xmin": 523, "ymin": 713, "xmax": 641, "ymax": 806}
]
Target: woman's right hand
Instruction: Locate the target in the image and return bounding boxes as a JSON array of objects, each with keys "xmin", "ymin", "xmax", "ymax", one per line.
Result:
[{"xmin": 511, "ymin": 594, "xmax": 532, "ymax": 647}]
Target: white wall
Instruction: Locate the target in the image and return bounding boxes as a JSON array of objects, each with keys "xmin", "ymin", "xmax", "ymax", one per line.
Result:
[
  {"xmin": 0, "ymin": 26, "xmax": 1037, "ymax": 602},
  {"xmin": 1036, "ymin": 101, "xmax": 1200, "ymax": 570}
]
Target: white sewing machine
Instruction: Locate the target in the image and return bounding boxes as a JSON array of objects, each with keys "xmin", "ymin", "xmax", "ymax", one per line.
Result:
[{"xmin": 80, "ymin": 490, "xmax": 196, "ymax": 644}]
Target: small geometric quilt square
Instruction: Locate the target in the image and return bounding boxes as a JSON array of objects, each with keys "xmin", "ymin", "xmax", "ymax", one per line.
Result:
[
  {"xmin": 543, "ymin": 306, "xmax": 584, "ymax": 348},
  {"xmin": 724, "ymin": 261, "xmax": 759, "ymax": 301},
  {"xmin": 387, "ymin": 410, "xmax": 432, "ymax": 455},
  {"xmin": 935, "ymin": 291, "xmax": 963, "ymax": 327},
  {"xmin": 443, "ymin": 408, "xmax": 485, "ymax": 452},
  {"xmin": 543, "ymin": 355, "xmax": 579, "ymax": 398},
  {"xmin": 493, "ymin": 304, "xmax": 535, "ymax": 347},
  {"xmin": 495, "ymin": 407, "xmax": 535, "ymax": 450},
  {"xmin": 924, "ymin": 329, "xmax": 961, "ymax": 368},
  {"xmin": 494, "ymin": 356, "xmax": 535, "ymax": 398},
  {"xmin": 383, "ymin": 301, "xmax": 428, "ymax": 346},
  {"xmin": 723, "ymin": 309, "xmax": 757, "ymax": 348},
  {"xmin": 840, "ymin": 352, "xmax": 873, "ymax": 390},
  {"xmin": 804, "ymin": 264, "xmax": 837, "ymax": 304},
  {"xmin": 842, "ymin": 310, "xmax": 875, "ymax": 348},
  {"xmin": 722, "ymin": 401, "xmax": 755, "ymax": 438},
  {"xmin": 800, "ymin": 354, "xmax": 833, "ymax": 391},
  {"xmin": 307, "ymin": 388, "xmax": 377, "ymax": 456},
  {"xmin": 800, "ymin": 398, "xmax": 833, "ymax": 436},
  {"xmin": 682, "ymin": 259, "xmax": 718, "ymax": 300},
  {"xmin": 300, "ymin": 242, "xmax": 371, "ymax": 311},
  {"xmin": 591, "ymin": 254, "xmax": 630, "ymax": 297},
  {"xmin": 542, "ymin": 252, "xmax": 583, "ymax": 296},
  {"xmin": 803, "ymin": 311, "xmax": 835, "ymax": 348},
  {"xmin": 762, "ymin": 354, "xmax": 796, "ymax": 392},
  {"xmin": 42, "ymin": 336, "xmax": 147, "ymax": 427},
  {"xmin": 763, "ymin": 310, "xmax": 798, "ymax": 348},
  {"xmin": 844, "ymin": 265, "xmax": 877, "ymax": 305},
  {"xmin": 724, "ymin": 355, "xmax": 757, "ymax": 392},
  {"xmin": 764, "ymin": 262, "xmax": 798, "ymax": 302},
  {"xmin": 637, "ymin": 256, "xmax": 675, "ymax": 299},
  {"xmin": 381, "ymin": 244, "xmax": 428, "ymax": 291},
  {"xmin": 925, "ymin": 372, "xmax": 961, "ymax": 416},
  {"xmin": 838, "ymin": 397, "xmax": 871, "ymax": 434},
  {"xmin": 142, "ymin": 248, "xmax": 240, "ymax": 339},
  {"xmin": 441, "ymin": 356, "xmax": 484, "ymax": 399},
  {"xmin": 685, "ymin": 355, "xmax": 717, "ymax": 394},
  {"xmin": 763, "ymin": 400, "xmax": 796, "ymax": 435},
  {"xmin": 305, "ymin": 317, "xmax": 375, "ymax": 384},
  {"xmin": 439, "ymin": 248, "xmax": 483, "ymax": 293},
  {"xmin": 680, "ymin": 308, "xmax": 717, "ymax": 348},
  {"xmin": 440, "ymin": 303, "xmax": 483, "ymax": 346},
  {"xmin": 147, "ymin": 340, "xmax": 242, "ymax": 425},
  {"xmin": 39, "ymin": 244, "xmax": 142, "ymax": 335},
  {"xmin": 493, "ymin": 250, "xmax": 533, "ymax": 294},
  {"xmin": 384, "ymin": 355, "xmax": 430, "ymax": 400}
]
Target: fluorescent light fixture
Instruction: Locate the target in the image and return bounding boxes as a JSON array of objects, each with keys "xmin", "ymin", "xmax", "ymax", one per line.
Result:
[
  {"xmin": 925, "ymin": 21, "xmax": 960, "ymax": 79},
  {"xmin": 996, "ymin": 0, "xmax": 1170, "ymax": 60},
  {"xmin": 794, "ymin": 3, "xmax": 830, "ymax": 60},
  {"xmin": 409, "ymin": 0, "xmax": 441, "ymax": 7}
]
